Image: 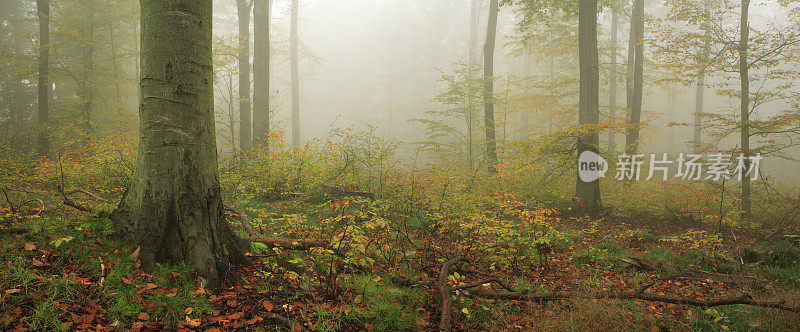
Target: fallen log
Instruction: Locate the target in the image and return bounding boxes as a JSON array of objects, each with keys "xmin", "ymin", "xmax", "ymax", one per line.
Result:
[{"xmin": 621, "ymin": 257, "xmax": 761, "ymax": 285}]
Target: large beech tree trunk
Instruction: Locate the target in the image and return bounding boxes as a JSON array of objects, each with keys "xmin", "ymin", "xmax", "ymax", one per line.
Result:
[
  {"xmin": 484, "ymin": 0, "xmax": 499, "ymax": 173},
  {"xmin": 576, "ymin": 0, "xmax": 602, "ymax": 216},
  {"xmin": 625, "ymin": 0, "xmax": 644, "ymax": 155},
  {"xmin": 237, "ymin": 0, "xmax": 252, "ymax": 150},
  {"xmin": 253, "ymin": 0, "xmax": 270, "ymax": 146},
  {"xmin": 37, "ymin": 0, "xmax": 50, "ymax": 156},
  {"xmin": 114, "ymin": 0, "xmax": 249, "ymax": 288}
]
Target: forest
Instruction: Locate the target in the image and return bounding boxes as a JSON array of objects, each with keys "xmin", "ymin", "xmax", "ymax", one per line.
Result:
[{"xmin": 1, "ymin": 0, "xmax": 800, "ymax": 330}]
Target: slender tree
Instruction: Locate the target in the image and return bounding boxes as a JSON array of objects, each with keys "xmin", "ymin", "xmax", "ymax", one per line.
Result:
[
  {"xmin": 37, "ymin": 0, "xmax": 50, "ymax": 156},
  {"xmin": 253, "ymin": 0, "xmax": 271, "ymax": 146},
  {"xmin": 607, "ymin": 8, "xmax": 618, "ymax": 154},
  {"xmin": 237, "ymin": 0, "xmax": 252, "ymax": 150},
  {"xmin": 467, "ymin": 0, "xmax": 479, "ymax": 171},
  {"xmin": 484, "ymin": 0, "xmax": 499, "ymax": 173},
  {"xmin": 625, "ymin": 0, "xmax": 644, "ymax": 154},
  {"xmin": 693, "ymin": 0, "xmax": 711, "ymax": 153},
  {"xmin": 738, "ymin": 0, "xmax": 751, "ymax": 217},
  {"xmin": 576, "ymin": 0, "xmax": 602, "ymax": 215},
  {"xmin": 290, "ymin": 0, "xmax": 300, "ymax": 146},
  {"xmin": 82, "ymin": 0, "xmax": 95, "ymax": 136},
  {"xmin": 114, "ymin": 0, "xmax": 249, "ymax": 288}
]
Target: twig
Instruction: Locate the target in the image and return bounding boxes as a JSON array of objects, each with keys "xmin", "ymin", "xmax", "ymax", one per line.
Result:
[
  {"xmin": 65, "ymin": 188, "xmax": 109, "ymax": 203},
  {"xmin": 1, "ymin": 187, "xmax": 16, "ymax": 213}
]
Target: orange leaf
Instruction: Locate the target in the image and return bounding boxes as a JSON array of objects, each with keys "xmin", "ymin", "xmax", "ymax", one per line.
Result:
[{"xmin": 263, "ymin": 301, "xmax": 274, "ymax": 312}]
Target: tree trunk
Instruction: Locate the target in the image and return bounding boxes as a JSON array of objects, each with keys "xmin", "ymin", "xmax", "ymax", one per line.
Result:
[
  {"xmin": 607, "ymin": 9, "xmax": 618, "ymax": 154},
  {"xmin": 467, "ymin": 0, "xmax": 478, "ymax": 171},
  {"xmin": 576, "ymin": 0, "xmax": 602, "ymax": 215},
  {"xmin": 694, "ymin": 0, "xmax": 711, "ymax": 154},
  {"xmin": 253, "ymin": 0, "xmax": 271, "ymax": 146},
  {"xmin": 739, "ymin": 0, "xmax": 751, "ymax": 217},
  {"xmin": 37, "ymin": 0, "xmax": 50, "ymax": 156},
  {"xmin": 625, "ymin": 0, "xmax": 644, "ymax": 155},
  {"xmin": 237, "ymin": 0, "xmax": 252, "ymax": 150},
  {"xmin": 82, "ymin": 0, "xmax": 95, "ymax": 137},
  {"xmin": 290, "ymin": 0, "xmax": 300, "ymax": 147},
  {"xmin": 114, "ymin": 0, "xmax": 249, "ymax": 288},
  {"xmin": 484, "ymin": 0, "xmax": 499, "ymax": 174}
]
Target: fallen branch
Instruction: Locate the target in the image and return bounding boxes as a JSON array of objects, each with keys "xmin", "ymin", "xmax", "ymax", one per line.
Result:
[
  {"xmin": 621, "ymin": 257, "xmax": 761, "ymax": 285},
  {"xmin": 249, "ymin": 237, "xmax": 330, "ymax": 250},
  {"xmin": 468, "ymin": 288, "xmax": 800, "ymax": 312},
  {"xmin": 437, "ymin": 255, "xmax": 463, "ymax": 332},
  {"xmin": 65, "ymin": 188, "xmax": 109, "ymax": 203},
  {"xmin": 0, "ymin": 228, "xmax": 28, "ymax": 235},
  {"xmin": 56, "ymin": 185, "xmax": 94, "ymax": 213},
  {"xmin": 262, "ymin": 312, "xmax": 310, "ymax": 332},
  {"xmin": 224, "ymin": 204, "xmax": 258, "ymax": 237}
]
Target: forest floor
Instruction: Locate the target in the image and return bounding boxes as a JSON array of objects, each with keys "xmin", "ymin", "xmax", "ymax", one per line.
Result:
[{"xmin": 1, "ymin": 184, "xmax": 800, "ymax": 331}]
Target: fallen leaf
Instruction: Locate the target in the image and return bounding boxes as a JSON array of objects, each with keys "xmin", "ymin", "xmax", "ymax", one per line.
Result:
[
  {"xmin": 137, "ymin": 312, "xmax": 150, "ymax": 321},
  {"xmin": 185, "ymin": 316, "xmax": 201, "ymax": 328},
  {"xmin": 227, "ymin": 299, "xmax": 238, "ymax": 307},
  {"xmin": 184, "ymin": 307, "xmax": 193, "ymax": 315},
  {"xmin": 23, "ymin": 243, "xmax": 36, "ymax": 251},
  {"xmin": 247, "ymin": 316, "xmax": 263, "ymax": 325},
  {"xmin": 263, "ymin": 300, "xmax": 274, "ymax": 312},
  {"xmin": 128, "ymin": 246, "xmax": 140, "ymax": 261},
  {"xmin": 4, "ymin": 288, "xmax": 21, "ymax": 295}
]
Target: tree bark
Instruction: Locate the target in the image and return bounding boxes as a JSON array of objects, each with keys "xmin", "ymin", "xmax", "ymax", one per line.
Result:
[
  {"xmin": 237, "ymin": 0, "xmax": 252, "ymax": 150},
  {"xmin": 694, "ymin": 0, "xmax": 711, "ymax": 154},
  {"xmin": 37, "ymin": 0, "xmax": 50, "ymax": 156},
  {"xmin": 576, "ymin": 0, "xmax": 602, "ymax": 216},
  {"xmin": 290, "ymin": 0, "xmax": 300, "ymax": 147},
  {"xmin": 82, "ymin": 0, "xmax": 95, "ymax": 137},
  {"xmin": 484, "ymin": 0, "xmax": 499, "ymax": 174},
  {"xmin": 114, "ymin": 0, "xmax": 249, "ymax": 288},
  {"xmin": 607, "ymin": 9, "xmax": 618, "ymax": 154},
  {"xmin": 253, "ymin": 0, "xmax": 271, "ymax": 147},
  {"xmin": 467, "ymin": 0, "xmax": 478, "ymax": 171},
  {"xmin": 739, "ymin": 0, "xmax": 751, "ymax": 217},
  {"xmin": 625, "ymin": 0, "xmax": 644, "ymax": 155}
]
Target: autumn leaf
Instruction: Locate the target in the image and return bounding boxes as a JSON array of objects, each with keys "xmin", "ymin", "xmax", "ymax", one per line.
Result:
[
  {"xmin": 23, "ymin": 243, "xmax": 36, "ymax": 251},
  {"xmin": 137, "ymin": 312, "xmax": 150, "ymax": 321},
  {"xmin": 263, "ymin": 300, "xmax": 274, "ymax": 312}
]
